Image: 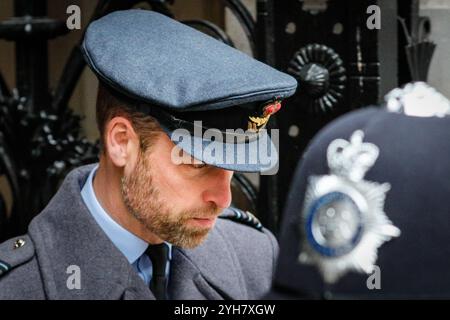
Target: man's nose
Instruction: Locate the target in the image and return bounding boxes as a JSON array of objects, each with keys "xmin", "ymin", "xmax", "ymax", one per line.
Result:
[{"xmin": 201, "ymin": 169, "xmax": 233, "ymax": 209}]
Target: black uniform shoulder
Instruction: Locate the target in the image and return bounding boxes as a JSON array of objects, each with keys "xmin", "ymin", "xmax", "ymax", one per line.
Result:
[
  {"xmin": 219, "ymin": 207, "xmax": 263, "ymax": 232},
  {"xmin": 0, "ymin": 235, "xmax": 35, "ymax": 278}
]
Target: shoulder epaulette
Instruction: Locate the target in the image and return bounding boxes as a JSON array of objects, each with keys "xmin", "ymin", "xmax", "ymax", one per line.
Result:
[
  {"xmin": 219, "ymin": 207, "xmax": 263, "ymax": 231},
  {"xmin": 0, "ymin": 235, "xmax": 34, "ymax": 278}
]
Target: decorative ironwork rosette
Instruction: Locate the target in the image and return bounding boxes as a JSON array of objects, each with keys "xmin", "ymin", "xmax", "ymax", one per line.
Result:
[{"xmin": 288, "ymin": 44, "xmax": 346, "ymax": 114}]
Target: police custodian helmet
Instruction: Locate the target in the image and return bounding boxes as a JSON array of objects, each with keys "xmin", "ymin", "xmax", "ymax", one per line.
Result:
[{"xmin": 270, "ymin": 82, "xmax": 450, "ymax": 299}]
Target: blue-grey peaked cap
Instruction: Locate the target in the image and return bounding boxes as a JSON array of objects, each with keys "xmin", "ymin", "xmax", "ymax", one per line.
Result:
[
  {"xmin": 82, "ymin": 9, "xmax": 297, "ymax": 110},
  {"xmin": 81, "ymin": 9, "xmax": 298, "ymax": 172}
]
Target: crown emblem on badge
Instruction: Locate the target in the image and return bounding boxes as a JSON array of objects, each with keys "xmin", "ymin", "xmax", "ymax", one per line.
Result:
[
  {"xmin": 327, "ymin": 130, "xmax": 379, "ymax": 182},
  {"xmin": 247, "ymin": 100, "xmax": 281, "ymax": 132},
  {"xmin": 298, "ymin": 130, "xmax": 401, "ymax": 284}
]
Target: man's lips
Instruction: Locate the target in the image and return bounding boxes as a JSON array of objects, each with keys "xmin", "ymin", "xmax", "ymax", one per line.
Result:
[{"xmin": 190, "ymin": 216, "xmax": 217, "ymax": 228}]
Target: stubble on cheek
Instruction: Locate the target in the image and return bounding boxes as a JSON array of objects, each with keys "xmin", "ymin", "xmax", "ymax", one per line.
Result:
[{"xmin": 120, "ymin": 153, "xmax": 221, "ymax": 248}]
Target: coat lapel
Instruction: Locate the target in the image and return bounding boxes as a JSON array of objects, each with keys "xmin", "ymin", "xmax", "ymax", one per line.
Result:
[{"xmin": 169, "ymin": 224, "xmax": 248, "ymax": 300}]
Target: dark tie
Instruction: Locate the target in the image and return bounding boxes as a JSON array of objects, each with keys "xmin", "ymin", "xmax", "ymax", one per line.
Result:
[{"xmin": 145, "ymin": 243, "xmax": 170, "ymax": 300}]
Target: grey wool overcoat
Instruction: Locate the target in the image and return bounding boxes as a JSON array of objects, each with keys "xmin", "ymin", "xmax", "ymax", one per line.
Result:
[{"xmin": 0, "ymin": 165, "xmax": 278, "ymax": 300}]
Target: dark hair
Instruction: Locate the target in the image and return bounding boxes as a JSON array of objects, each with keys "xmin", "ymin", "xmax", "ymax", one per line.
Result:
[{"xmin": 96, "ymin": 82, "xmax": 162, "ymax": 153}]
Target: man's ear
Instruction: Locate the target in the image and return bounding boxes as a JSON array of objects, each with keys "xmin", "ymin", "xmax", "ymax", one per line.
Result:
[{"xmin": 104, "ymin": 116, "xmax": 140, "ymax": 168}]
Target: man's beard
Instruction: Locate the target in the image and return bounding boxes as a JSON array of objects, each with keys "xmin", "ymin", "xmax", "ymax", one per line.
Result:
[{"xmin": 120, "ymin": 151, "xmax": 221, "ymax": 248}]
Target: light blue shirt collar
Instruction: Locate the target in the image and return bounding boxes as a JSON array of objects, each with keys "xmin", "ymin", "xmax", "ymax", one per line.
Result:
[{"xmin": 81, "ymin": 165, "xmax": 148, "ymax": 264}]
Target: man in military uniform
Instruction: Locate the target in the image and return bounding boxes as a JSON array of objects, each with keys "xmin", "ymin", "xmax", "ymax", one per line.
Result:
[
  {"xmin": 0, "ymin": 10, "xmax": 297, "ymax": 299},
  {"xmin": 269, "ymin": 82, "xmax": 450, "ymax": 299}
]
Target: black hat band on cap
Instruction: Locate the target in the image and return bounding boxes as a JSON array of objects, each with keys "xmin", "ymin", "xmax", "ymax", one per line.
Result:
[
  {"xmin": 101, "ymin": 80, "xmax": 281, "ymax": 144},
  {"xmin": 135, "ymin": 104, "xmax": 261, "ymax": 144},
  {"xmin": 134, "ymin": 100, "xmax": 282, "ymax": 144}
]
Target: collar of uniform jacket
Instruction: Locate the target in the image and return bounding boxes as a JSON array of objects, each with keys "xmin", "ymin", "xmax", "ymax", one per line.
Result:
[{"xmin": 25, "ymin": 164, "xmax": 275, "ymax": 299}]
